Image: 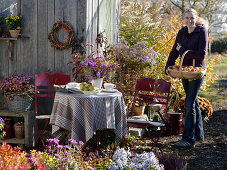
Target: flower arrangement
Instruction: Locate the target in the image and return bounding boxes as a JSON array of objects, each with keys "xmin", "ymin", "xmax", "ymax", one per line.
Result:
[
  {"xmin": 5, "ymin": 15, "xmax": 22, "ymax": 30},
  {"xmin": 71, "ymin": 32, "xmax": 119, "ymax": 82},
  {"xmin": 0, "ymin": 74, "xmax": 34, "ymax": 101},
  {"xmin": 0, "ymin": 117, "xmax": 5, "ymax": 139}
]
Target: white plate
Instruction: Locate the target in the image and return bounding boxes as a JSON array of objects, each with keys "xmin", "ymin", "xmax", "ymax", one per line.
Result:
[
  {"xmin": 82, "ymin": 90, "xmax": 100, "ymax": 95},
  {"xmin": 101, "ymin": 89, "xmax": 118, "ymax": 93},
  {"xmin": 68, "ymin": 88, "xmax": 83, "ymax": 94}
]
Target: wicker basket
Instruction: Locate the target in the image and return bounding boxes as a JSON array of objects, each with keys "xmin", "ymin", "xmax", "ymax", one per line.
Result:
[
  {"xmin": 167, "ymin": 50, "xmax": 206, "ymax": 80},
  {"xmin": 7, "ymin": 96, "xmax": 32, "ymax": 112}
]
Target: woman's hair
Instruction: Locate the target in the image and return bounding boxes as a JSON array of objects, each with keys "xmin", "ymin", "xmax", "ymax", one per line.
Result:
[{"xmin": 184, "ymin": 8, "xmax": 208, "ymax": 29}]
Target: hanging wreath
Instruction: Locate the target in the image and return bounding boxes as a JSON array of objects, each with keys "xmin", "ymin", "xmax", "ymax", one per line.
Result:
[{"xmin": 48, "ymin": 22, "xmax": 74, "ymax": 50}]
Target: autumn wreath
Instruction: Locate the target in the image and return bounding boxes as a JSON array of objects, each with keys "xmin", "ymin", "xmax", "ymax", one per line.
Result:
[{"xmin": 48, "ymin": 22, "xmax": 74, "ymax": 50}]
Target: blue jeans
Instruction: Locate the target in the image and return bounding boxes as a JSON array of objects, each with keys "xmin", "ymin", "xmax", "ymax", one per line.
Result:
[{"xmin": 182, "ymin": 76, "xmax": 205, "ymax": 144}]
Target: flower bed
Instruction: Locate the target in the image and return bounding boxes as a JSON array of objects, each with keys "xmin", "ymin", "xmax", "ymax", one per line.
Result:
[{"xmin": 0, "ymin": 137, "xmax": 187, "ymax": 170}]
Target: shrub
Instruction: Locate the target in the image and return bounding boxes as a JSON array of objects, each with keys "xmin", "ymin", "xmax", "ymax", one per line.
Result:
[
  {"xmin": 156, "ymin": 153, "xmax": 187, "ymax": 170},
  {"xmin": 211, "ymin": 37, "xmax": 227, "ymax": 53},
  {"xmin": 173, "ymin": 96, "xmax": 213, "ymax": 120}
]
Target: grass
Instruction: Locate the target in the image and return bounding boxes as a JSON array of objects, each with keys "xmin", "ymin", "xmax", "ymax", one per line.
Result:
[
  {"xmin": 200, "ymin": 54, "xmax": 227, "ymax": 106},
  {"xmin": 212, "ymin": 54, "xmax": 227, "ymax": 76}
]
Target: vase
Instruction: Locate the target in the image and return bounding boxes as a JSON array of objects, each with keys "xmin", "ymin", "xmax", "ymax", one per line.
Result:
[
  {"xmin": 133, "ymin": 105, "xmax": 145, "ymax": 116},
  {"xmin": 9, "ymin": 29, "xmax": 20, "ymax": 38},
  {"xmin": 91, "ymin": 78, "xmax": 103, "ymax": 89},
  {"xmin": 7, "ymin": 96, "xmax": 32, "ymax": 112}
]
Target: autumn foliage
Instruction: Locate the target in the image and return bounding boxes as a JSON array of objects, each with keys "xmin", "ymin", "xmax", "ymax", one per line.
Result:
[{"xmin": 119, "ymin": 0, "xmax": 220, "ymax": 98}]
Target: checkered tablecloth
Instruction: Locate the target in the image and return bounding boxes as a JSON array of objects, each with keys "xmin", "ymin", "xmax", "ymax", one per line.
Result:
[{"xmin": 50, "ymin": 91, "xmax": 127, "ymax": 143}]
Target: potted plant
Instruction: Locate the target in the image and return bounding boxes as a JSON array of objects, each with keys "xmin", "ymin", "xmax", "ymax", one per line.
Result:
[
  {"xmin": 71, "ymin": 32, "xmax": 119, "ymax": 85},
  {"xmin": 133, "ymin": 101, "xmax": 146, "ymax": 116},
  {"xmin": 5, "ymin": 15, "xmax": 22, "ymax": 38},
  {"xmin": 0, "ymin": 74, "xmax": 34, "ymax": 112}
]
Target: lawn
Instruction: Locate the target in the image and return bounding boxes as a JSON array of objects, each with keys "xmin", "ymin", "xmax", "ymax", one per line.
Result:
[{"xmin": 200, "ymin": 54, "xmax": 227, "ymax": 105}]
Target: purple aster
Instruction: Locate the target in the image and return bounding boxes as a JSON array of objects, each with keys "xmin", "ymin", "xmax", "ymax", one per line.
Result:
[
  {"xmin": 61, "ymin": 157, "xmax": 68, "ymax": 163},
  {"xmin": 0, "ymin": 117, "xmax": 4, "ymax": 123},
  {"xmin": 46, "ymin": 138, "xmax": 59, "ymax": 145},
  {"xmin": 63, "ymin": 145, "xmax": 69, "ymax": 149},
  {"xmin": 88, "ymin": 167, "xmax": 95, "ymax": 170},
  {"xmin": 28, "ymin": 157, "xmax": 35, "ymax": 164},
  {"xmin": 56, "ymin": 145, "xmax": 64, "ymax": 150},
  {"xmin": 54, "ymin": 154, "xmax": 61, "ymax": 158},
  {"xmin": 79, "ymin": 141, "xmax": 84, "ymax": 146},
  {"xmin": 25, "ymin": 154, "xmax": 32, "ymax": 158},
  {"xmin": 64, "ymin": 151, "xmax": 71, "ymax": 156},
  {"xmin": 68, "ymin": 139, "xmax": 78, "ymax": 145}
]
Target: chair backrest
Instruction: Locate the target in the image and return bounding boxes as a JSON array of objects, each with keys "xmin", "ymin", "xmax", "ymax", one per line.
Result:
[
  {"xmin": 34, "ymin": 72, "xmax": 71, "ymax": 114},
  {"xmin": 131, "ymin": 78, "xmax": 172, "ymax": 118}
]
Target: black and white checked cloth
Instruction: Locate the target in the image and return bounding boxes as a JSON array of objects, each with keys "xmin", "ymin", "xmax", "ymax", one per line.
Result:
[{"xmin": 50, "ymin": 91, "xmax": 127, "ymax": 143}]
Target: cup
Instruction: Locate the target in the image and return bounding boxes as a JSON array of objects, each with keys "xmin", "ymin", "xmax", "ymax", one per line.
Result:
[
  {"xmin": 104, "ymin": 83, "xmax": 116, "ymax": 90},
  {"xmin": 67, "ymin": 82, "xmax": 81, "ymax": 88}
]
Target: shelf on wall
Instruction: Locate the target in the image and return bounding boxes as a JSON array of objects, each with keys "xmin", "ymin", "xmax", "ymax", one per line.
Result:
[{"xmin": 0, "ymin": 37, "xmax": 29, "ymax": 40}]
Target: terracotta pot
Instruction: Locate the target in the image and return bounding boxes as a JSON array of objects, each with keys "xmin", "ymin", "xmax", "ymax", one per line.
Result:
[
  {"xmin": 9, "ymin": 29, "xmax": 20, "ymax": 38},
  {"xmin": 3, "ymin": 118, "xmax": 15, "ymax": 139},
  {"xmin": 133, "ymin": 105, "xmax": 145, "ymax": 116},
  {"xmin": 14, "ymin": 122, "xmax": 25, "ymax": 139}
]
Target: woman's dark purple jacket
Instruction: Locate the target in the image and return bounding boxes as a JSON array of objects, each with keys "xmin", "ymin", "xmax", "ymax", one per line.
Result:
[{"xmin": 165, "ymin": 25, "xmax": 208, "ymax": 71}]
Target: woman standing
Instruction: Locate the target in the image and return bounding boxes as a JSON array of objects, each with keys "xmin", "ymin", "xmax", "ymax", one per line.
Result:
[{"xmin": 165, "ymin": 8, "xmax": 208, "ymax": 148}]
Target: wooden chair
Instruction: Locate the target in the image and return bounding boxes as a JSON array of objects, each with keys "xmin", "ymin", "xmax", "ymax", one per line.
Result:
[
  {"xmin": 127, "ymin": 78, "xmax": 172, "ymax": 152},
  {"xmin": 34, "ymin": 72, "xmax": 71, "ymax": 146}
]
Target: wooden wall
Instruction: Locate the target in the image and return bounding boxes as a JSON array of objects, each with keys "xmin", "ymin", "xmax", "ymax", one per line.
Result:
[{"xmin": 0, "ymin": 0, "xmax": 120, "ymax": 80}]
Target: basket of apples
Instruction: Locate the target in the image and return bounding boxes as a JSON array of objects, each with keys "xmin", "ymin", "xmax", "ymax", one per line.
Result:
[{"xmin": 167, "ymin": 50, "xmax": 206, "ymax": 80}]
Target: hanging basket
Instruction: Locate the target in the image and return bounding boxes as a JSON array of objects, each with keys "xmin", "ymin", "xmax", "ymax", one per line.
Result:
[
  {"xmin": 167, "ymin": 50, "xmax": 206, "ymax": 80},
  {"xmin": 7, "ymin": 96, "xmax": 32, "ymax": 112}
]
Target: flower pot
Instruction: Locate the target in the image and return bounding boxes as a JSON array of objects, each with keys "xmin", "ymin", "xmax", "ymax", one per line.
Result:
[
  {"xmin": 91, "ymin": 78, "xmax": 103, "ymax": 89},
  {"xmin": 9, "ymin": 29, "xmax": 20, "ymax": 38},
  {"xmin": 133, "ymin": 105, "xmax": 145, "ymax": 116},
  {"xmin": 7, "ymin": 96, "xmax": 32, "ymax": 112},
  {"xmin": 14, "ymin": 122, "xmax": 24, "ymax": 139}
]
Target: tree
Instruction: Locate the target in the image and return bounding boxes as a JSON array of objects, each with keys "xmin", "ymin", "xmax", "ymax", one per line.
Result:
[{"xmin": 163, "ymin": 0, "xmax": 227, "ymax": 38}]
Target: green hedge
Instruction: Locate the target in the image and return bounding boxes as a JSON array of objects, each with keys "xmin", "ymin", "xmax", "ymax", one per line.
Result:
[{"xmin": 211, "ymin": 37, "xmax": 227, "ymax": 53}]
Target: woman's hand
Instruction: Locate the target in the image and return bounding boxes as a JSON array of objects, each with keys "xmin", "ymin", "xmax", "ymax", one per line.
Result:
[{"xmin": 176, "ymin": 43, "xmax": 182, "ymax": 51}]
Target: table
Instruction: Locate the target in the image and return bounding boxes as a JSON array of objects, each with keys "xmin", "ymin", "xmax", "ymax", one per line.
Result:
[{"xmin": 50, "ymin": 91, "xmax": 127, "ymax": 143}]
